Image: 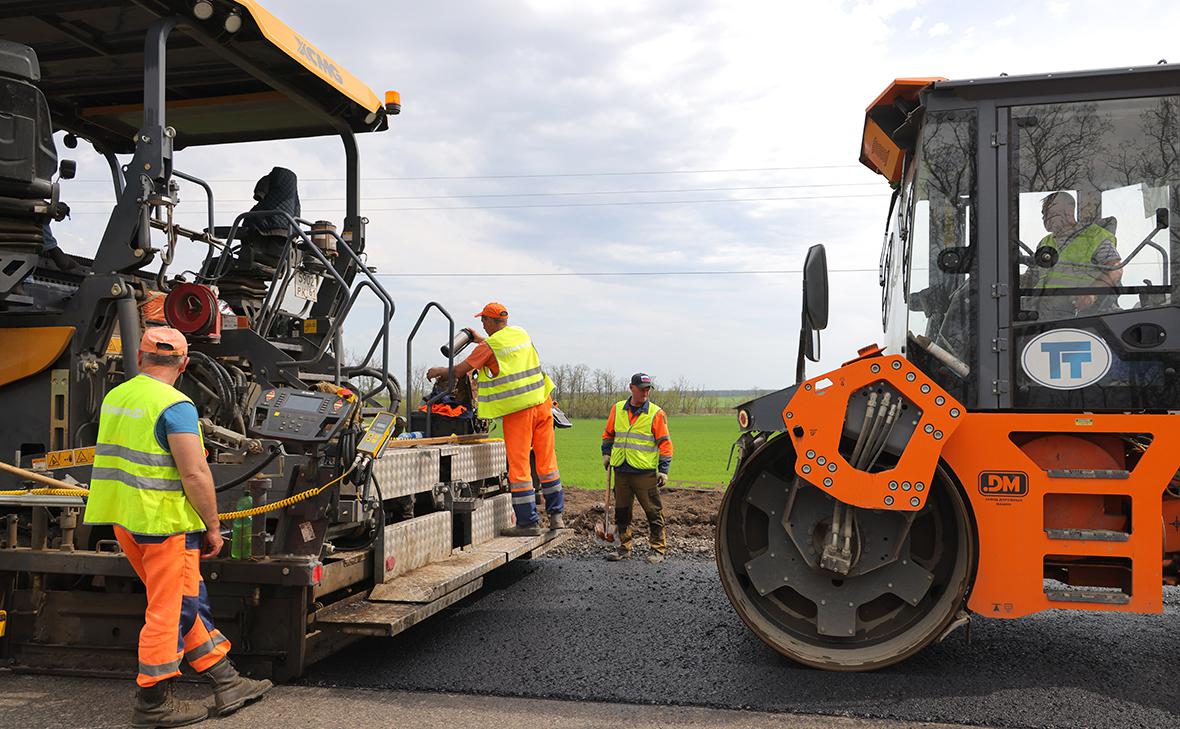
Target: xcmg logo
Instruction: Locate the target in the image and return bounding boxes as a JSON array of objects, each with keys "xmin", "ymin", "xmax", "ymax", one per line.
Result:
[
  {"xmin": 295, "ymin": 36, "xmax": 344, "ymax": 84},
  {"xmin": 979, "ymin": 471, "xmax": 1028, "ymax": 497},
  {"xmin": 1020, "ymin": 328, "xmax": 1112, "ymax": 390}
]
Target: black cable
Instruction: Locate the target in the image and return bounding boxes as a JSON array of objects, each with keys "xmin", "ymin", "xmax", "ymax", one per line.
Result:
[{"xmin": 214, "ymin": 447, "xmax": 282, "ymax": 493}]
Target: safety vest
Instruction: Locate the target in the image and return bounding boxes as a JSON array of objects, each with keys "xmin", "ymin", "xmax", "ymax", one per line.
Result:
[
  {"xmin": 1038, "ymin": 225, "xmax": 1115, "ymax": 289},
  {"xmin": 84, "ymin": 375, "xmax": 206, "ymax": 535},
  {"xmin": 476, "ymin": 326, "xmax": 553, "ymax": 419},
  {"xmin": 610, "ymin": 400, "xmax": 662, "ymax": 470}
]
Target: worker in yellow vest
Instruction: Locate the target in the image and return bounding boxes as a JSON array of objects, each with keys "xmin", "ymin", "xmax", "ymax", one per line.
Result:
[
  {"xmin": 84, "ymin": 327, "xmax": 271, "ymax": 727},
  {"xmin": 1027, "ymin": 191, "xmax": 1122, "ymax": 319},
  {"xmin": 601, "ymin": 373, "xmax": 674, "ymax": 563},
  {"xmin": 427, "ymin": 302, "xmax": 563, "ymax": 534}
]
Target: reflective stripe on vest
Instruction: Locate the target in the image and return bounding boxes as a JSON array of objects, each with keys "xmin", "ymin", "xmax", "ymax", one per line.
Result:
[
  {"xmin": 477, "ymin": 326, "xmax": 553, "ymax": 418},
  {"xmin": 609, "ymin": 400, "xmax": 662, "ymax": 470},
  {"xmin": 84, "ymin": 375, "xmax": 206, "ymax": 536},
  {"xmin": 1038, "ymin": 225, "xmax": 1115, "ymax": 289}
]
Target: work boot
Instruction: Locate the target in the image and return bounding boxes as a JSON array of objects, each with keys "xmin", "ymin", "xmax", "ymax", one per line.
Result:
[
  {"xmin": 605, "ymin": 550, "xmax": 631, "ymax": 562},
  {"xmin": 548, "ymin": 512, "xmax": 565, "ymax": 530},
  {"xmin": 131, "ymin": 679, "xmax": 209, "ymax": 729},
  {"xmin": 646, "ymin": 552, "xmax": 665, "ymax": 565},
  {"xmin": 204, "ymin": 658, "xmax": 273, "ymax": 716},
  {"xmin": 503, "ymin": 522, "xmax": 543, "ymax": 537}
]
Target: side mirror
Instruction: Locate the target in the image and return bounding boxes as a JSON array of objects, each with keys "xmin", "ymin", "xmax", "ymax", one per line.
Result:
[
  {"xmin": 802, "ymin": 244, "xmax": 829, "ymax": 331},
  {"xmin": 58, "ymin": 159, "xmax": 76, "ymax": 180},
  {"xmin": 1156, "ymin": 207, "xmax": 1169, "ymax": 231},
  {"xmin": 797, "ymin": 244, "xmax": 829, "ymax": 382}
]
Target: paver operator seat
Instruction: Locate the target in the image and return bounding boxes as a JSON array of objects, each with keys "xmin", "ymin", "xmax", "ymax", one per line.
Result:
[{"xmin": 0, "ymin": 40, "xmax": 62, "ymax": 298}]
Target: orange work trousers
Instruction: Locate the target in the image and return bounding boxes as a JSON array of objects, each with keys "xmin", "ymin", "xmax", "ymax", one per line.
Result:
[
  {"xmin": 501, "ymin": 397, "xmax": 563, "ymax": 524},
  {"xmin": 115, "ymin": 526, "xmax": 231, "ymax": 686}
]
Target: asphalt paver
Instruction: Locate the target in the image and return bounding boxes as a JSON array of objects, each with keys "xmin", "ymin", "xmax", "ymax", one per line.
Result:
[{"xmin": 306, "ymin": 557, "xmax": 1180, "ymax": 729}]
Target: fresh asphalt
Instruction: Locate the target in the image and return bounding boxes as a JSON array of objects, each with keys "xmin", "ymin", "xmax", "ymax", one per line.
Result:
[{"xmin": 305, "ymin": 556, "xmax": 1180, "ymax": 729}]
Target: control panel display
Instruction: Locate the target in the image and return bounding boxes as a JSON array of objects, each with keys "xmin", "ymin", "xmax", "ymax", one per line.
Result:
[
  {"xmin": 249, "ymin": 388, "xmax": 354, "ymax": 443},
  {"xmin": 283, "ymin": 393, "xmax": 325, "ymax": 413}
]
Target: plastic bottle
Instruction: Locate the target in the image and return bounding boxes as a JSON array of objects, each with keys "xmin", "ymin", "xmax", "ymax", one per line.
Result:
[
  {"xmin": 231, "ymin": 493, "xmax": 253, "ymax": 559},
  {"xmin": 396, "ymin": 431, "xmax": 424, "ymax": 440}
]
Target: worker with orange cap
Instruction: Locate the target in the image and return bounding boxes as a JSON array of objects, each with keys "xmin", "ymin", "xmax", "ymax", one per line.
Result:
[
  {"xmin": 427, "ymin": 302, "xmax": 564, "ymax": 534},
  {"xmin": 84, "ymin": 327, "xmax": 271, "ymax": 727}
]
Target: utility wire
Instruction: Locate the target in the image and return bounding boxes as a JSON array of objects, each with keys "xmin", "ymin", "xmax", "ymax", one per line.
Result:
[
  {"xmin": 63, "ymin": 181, "xmax": 881, "ymax": 205},
  {"xmin": 63, "ymin": 191, "xmax": 886, "ymax": 214},
  {"xmin": 62, "ymin": 163, "xmax": 865, "ymax": 184},
  {"xmin": 372, "ymin": 267, "xmax": 882, "ymax": 278}
]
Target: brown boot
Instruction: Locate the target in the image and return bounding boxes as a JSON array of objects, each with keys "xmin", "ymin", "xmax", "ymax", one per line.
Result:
[
  {"xmin": 204, "ymin": 658, "xmax": 273, "ymax": 716},
  {"xmin": 131, "ymin": 679, "xmax": 208, "ymax": 729}
]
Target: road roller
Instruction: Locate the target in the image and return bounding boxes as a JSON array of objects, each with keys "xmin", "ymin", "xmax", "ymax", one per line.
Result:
[{"xmin": 719, "ymin": 66, "xmax": 1180, "ymax": 669}]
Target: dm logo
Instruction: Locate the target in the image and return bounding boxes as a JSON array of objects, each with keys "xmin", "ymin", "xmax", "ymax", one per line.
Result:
[
  {"xmin": 979, "ymin": 471, "xmax": 1028, "ymax": 497},
  {"xmin": 1020, "ymin": 328, "xmax": 1111, "ymax": 390}
]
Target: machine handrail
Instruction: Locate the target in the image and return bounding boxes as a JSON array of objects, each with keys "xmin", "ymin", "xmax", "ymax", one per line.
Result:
[{"xmin": 405, "ymin": 302, "xmax": 456, "ymax": 437}]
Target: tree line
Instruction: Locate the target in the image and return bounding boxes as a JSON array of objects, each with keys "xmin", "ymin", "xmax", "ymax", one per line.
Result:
[
  {"xmin": 402, "ymin": 363, "xmax": 749, "ymax": 418},
  {"xmin": 547, "ymin": 364, "xmax": 739, "ymax": 418}
]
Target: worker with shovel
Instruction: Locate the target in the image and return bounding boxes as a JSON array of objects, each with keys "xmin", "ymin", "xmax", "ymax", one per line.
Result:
[{"xmin": 601, "ymin": 373, "xmax": 674, "ymax": 564}]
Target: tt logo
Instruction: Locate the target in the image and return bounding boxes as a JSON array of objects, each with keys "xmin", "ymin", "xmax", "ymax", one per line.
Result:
[
  {"xmin": 979, "ymin": 471, "xmax": 1028, "ymax": 496},
  {"xmin": 1040, "ymin": 341, "xmax": 1092, "ymax": 380}
]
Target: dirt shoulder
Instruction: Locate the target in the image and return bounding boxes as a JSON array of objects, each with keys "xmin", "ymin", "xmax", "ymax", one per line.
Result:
[{"xmin": 551, "ymin": 485, "xmax": 722, "ymax": 559}]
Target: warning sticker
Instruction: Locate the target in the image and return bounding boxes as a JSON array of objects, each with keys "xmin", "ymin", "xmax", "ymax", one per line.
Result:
[
  {"xmin": 43, "ymin": 447, "xmax": 94, "ymax": 469},
  {"xmin": 299, "ymin": 521, "xmax": 316, "ymax": 543},
  {"xmin": 46, "ymin": 449, "xmax": 75, "ymax": 469}
]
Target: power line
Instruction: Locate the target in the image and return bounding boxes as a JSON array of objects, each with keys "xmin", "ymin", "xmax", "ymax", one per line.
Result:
[
  {"xmin": 63, "ymin": 191, "xmax": 887, "ymax": 214},
  {"xmin": 63, "ymin": 163, "xmax": 865, "ymax": 184},
  {"xmin": 63, "ymin": 181, "xmax": 881, "ymax": 205},
  {"xmin": 373, "ymin": 267, "xmax": 881, "ymax": 278}
]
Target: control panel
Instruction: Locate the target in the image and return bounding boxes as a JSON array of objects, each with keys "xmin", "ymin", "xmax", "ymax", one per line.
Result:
[
  {"xmin": 357, "ymin": 412, "xmax": 397, "ymax": 458},
  {"xmin": 250, "ymin": 388, "xmax": 354, "ymax": 443}
]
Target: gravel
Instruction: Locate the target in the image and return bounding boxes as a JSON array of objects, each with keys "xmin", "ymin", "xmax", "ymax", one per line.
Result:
[{"xmin": 305, "ymin": 558, "xmax": 1180, "ymax": 729}]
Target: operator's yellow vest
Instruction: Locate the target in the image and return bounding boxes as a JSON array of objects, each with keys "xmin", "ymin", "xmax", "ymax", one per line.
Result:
[
  {"xmin": 1038, "ymin": 224, "xmax": 1116, "ymax": 288},
  {"xmin": 84, "ymin": 375, "xmax": 206, "ymax": 535},
  {"xmin": 476, "ymin": 326, "xmax": 553, "ymax": 419},
  {"xmin": 609, "ymin": 400, "xmax": 662, "ymax": 470}
]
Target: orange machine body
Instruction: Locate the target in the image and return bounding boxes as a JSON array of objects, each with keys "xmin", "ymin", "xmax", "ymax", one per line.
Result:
[{"xmin": 784, "ymin": 350, "xmax": 1178, "ymax": 621}]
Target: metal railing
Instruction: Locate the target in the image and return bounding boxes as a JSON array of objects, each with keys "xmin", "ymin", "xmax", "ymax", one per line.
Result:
[{"xmin": 405, "ymin": 302, "xmax": 456, "ymax": 437}]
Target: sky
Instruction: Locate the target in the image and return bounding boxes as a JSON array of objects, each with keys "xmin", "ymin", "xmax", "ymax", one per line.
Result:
[{"xmin": 52, "ymin": 0, "xmax": 1180, "ymax": 390}]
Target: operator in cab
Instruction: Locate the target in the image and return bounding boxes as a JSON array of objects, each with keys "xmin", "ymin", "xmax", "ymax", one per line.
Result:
[
  {"xmin": 1026, "ymin": 191, "xmax": 1122, "ymax": 319},
  {"xmin": 83, "ymin": 327, "xmax": 271, "ymax": 728},
  {"xmin": 426, "ymin": 301, "xmax": 565, "ymax": 534}
]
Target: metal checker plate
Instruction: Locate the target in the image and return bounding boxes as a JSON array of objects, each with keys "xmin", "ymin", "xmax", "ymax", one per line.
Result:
[
  {"xmin": 373, "ymin": 447, "xmax": 440, "ymax": 498},
  {"xmin": 451, "ymin": 441, "xmax": 507, "ymax": 483},
  {"xmin": 381, "ymin": 511, "xmax": 452, "ymax": 582},
  {"xmin": 471, "ymin": 493, "xmax": 514, "ymax": 546}
]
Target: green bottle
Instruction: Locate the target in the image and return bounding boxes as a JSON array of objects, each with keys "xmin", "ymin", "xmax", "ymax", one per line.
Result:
[{"xmin": 231, "ymin": 494, "xmax": 253, "ymax": 559}]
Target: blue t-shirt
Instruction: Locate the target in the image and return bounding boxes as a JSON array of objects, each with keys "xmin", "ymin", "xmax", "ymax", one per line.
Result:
[{"xmin": 154, "ymin": 401, "xmax": 200, "ymax": 451}]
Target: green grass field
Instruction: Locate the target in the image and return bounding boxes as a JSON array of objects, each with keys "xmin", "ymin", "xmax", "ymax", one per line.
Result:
[{"xmin": 554, "ymin": 414, "xmax": 738, "ymax": 489}]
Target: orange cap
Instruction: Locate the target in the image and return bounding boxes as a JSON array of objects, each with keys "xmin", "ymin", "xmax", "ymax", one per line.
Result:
[
  {"xmin": 139, "ymin": 327, "xmax": 189, "ymax": 357},
  {"xmin": 474, "ymin": 301, "xmax": 509, "ymax": 319}
]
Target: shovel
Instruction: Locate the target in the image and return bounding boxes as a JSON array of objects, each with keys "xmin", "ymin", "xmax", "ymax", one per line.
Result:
[{"xmin": 593, "ymin": 467, "xmax": 618, "ymax": 546}]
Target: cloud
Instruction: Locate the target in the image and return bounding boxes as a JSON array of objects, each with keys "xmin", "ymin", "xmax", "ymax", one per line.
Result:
[{"xmin": 47, "ymin": 0, "xmax": 1180, "ymax": 388}]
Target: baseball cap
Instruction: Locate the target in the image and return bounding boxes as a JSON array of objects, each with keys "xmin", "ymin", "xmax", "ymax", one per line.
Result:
[
  {"xmin": 139, "ymin": 327, "xmax": 189, "ymax": 357},
  {"xmin": 630, "ymin": 372, "xmax": 653, "ymax": 389},
  {"xmin": 474, "ymin": 301, "xmax": 509, "ymax": 319}
]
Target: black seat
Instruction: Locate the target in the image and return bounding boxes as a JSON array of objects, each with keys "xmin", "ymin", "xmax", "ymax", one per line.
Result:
[
  {"xmin": 214, "ymin": 167, "xmax": 301, "ymax": 306},
  {"xmin": 0, "ymin": 40, "xmax": 58, "ymax": 295}
]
